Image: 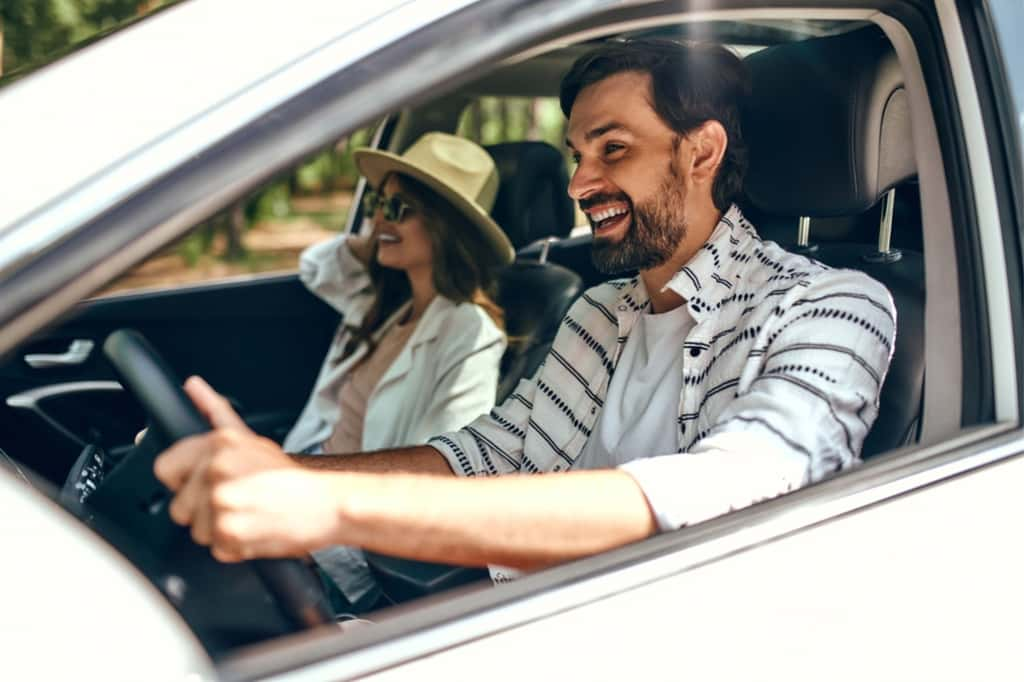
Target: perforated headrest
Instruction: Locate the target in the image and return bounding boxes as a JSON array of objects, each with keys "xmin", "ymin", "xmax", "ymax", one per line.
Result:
[
  {"xmin": 743, "ymin": 26, "xmax": 915, "ymax": 217},
  {"xmin": 485, "ymin": 141, "xmax": 575, "ymax": 249}
]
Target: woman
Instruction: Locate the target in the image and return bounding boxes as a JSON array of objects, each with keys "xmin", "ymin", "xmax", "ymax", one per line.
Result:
[
  {"xmin": 285, "ymin": 131, "xmax": 513, "ymax": 455},
  {"xmin": 283, "ymin": 133, "xmax": 514, "ymax": 610}
]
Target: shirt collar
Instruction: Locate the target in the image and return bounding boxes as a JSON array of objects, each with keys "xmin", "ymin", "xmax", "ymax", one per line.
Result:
[{"xmin": 615, "ymin": 204, "xmax": 757, "ymax": 323}]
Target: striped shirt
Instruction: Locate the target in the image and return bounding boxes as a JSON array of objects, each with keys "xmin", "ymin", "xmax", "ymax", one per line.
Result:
[{"xmin": 428, "ymin": 204, "xmax": 897, "ymax": 530}]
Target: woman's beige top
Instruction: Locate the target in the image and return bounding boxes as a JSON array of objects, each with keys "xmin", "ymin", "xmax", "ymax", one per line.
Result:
[{"xmin": 323, "ymin": 317, "xmax": 419, "ymax": 454}]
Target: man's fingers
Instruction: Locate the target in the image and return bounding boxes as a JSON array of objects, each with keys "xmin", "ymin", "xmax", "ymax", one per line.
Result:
[
  {"xmin": 170, "ymin": 458, "xmax": 209, "ymax": 534},
  {"xmin": 183, "ymin": 375, "xmax": 249, "ymax": 432},
  {"xmin": 210, "ymin": 545, "xmax": 245, "ymax": 563},
  {"xmin": 154, "ymin": 437, "xmax": 208, "ymax": 492}
]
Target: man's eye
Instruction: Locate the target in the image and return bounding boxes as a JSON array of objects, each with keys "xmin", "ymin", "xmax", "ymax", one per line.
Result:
[
  {"xmin": 604, "ymin": 143, "xmax": 625, "ymax": 155},
  {"xmin": 571, "ymin": 152, "xmax": 582, "ymax": 164}
]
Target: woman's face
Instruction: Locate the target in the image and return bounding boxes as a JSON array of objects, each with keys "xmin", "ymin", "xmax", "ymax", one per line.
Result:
[{"xmin": 371, "ymin": 175, "xmax": 436, "ymax": 273}]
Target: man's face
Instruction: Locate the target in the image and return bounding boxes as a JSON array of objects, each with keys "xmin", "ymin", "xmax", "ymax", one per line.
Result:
[{"xmin": 566, "ymin": 71, "xmax": 690, "ymax": 274}]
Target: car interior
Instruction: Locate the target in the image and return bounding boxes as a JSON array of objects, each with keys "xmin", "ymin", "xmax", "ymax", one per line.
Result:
[{"xmin": 1, "ymin": 11, "xmax": 982, "ymax": 662}]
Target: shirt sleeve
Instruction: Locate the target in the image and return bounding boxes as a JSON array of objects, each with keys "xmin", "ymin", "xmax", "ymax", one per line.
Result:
[
  {"xmin": 622, "ymin": 268, "xmax": 897, "ymax": 531},
  {"xmin": 428, "ymin": 366, "xmax": 541, "ymax": 477},
  {"xmin": 298, "ymin": 233, "xmax": 374, "ymax": 320}
]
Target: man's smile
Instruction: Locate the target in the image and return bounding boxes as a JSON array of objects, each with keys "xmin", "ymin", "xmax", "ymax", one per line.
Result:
[{"xmin": 583, "ymin": 199, "xmax": 632, "ymax": 239}]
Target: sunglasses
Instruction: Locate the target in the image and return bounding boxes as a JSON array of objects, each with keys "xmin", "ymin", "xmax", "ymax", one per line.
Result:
[{"xmin": 362, "ymin": 189, "xmax": 415, "ymax": 223}]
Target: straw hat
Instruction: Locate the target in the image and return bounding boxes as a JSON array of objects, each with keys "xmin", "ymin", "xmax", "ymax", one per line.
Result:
[{"xmin": 354, "ymin": 132, "xmax": 514, "ymax": 266}]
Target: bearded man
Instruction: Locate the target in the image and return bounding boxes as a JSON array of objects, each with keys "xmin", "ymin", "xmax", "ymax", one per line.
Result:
[{"xmin": 154, "ymin": 39, "xmax": 896, "ymax": 604}]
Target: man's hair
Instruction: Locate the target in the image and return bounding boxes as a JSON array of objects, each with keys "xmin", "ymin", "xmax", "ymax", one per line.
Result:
[{"xmin": 559, "ymin": 39, "xmax": 751, "ymax": 211}]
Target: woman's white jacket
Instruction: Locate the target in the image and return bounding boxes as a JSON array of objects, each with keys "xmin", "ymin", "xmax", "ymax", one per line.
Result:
[{"xmin": 283, "ymin": 234, "xmax": 506, "ymax": 454}]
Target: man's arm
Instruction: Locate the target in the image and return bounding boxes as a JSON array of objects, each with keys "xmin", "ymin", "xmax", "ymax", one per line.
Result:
[
  {"xmin": 293, "ymin": 446, "xmax": 454, "ymax": 476},
  {"xmin": 156, "ymin": 376, "xmax": 656, "ymax": 567}
]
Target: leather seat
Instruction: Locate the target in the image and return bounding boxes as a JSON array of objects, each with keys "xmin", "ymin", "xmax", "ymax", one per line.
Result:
[
  {"xmin": 485, "ymin": 141, "xmax": 575, "ymax": 249},
  {"xmin": 743, "ymin": 25, "xmax": 924, "ymax": 457},
  {"xmin": 496, "ymin": 261, "xmax": 582, "ymax": 402},
  {"xmin": 486, "ymin": 141, "xmax": 583, "ymax": 401}
]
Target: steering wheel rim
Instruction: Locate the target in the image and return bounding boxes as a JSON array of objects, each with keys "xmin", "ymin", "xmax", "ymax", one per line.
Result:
[{"xmin": 101, "ymin": 329, "xmax": 333, "ymax": 630}]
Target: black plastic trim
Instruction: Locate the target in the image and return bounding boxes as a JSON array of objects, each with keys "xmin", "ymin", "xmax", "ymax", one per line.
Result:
[{"xmin": 961, "ymin": 0, "xmax": 1024, "ymax": 420}]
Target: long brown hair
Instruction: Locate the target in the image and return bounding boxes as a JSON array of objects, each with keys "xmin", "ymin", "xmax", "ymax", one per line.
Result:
[{"xmin": 343, "ymin": 173, "xmax": 505, "ymax": 358}]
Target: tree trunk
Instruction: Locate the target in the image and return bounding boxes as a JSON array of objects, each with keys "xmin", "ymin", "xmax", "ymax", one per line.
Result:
[
  {"xmin": 226, "ymin": 201, "xmax": 247, "ymax": 261},
  {"xmin": 1, "ymin": 17, "xmax": 5, "ymax": 78},
  {"xmin": 499, "ymin": 98, "xmax": 512, "ymax": 143},
  {"xmin": 465, "ymin": 100, "xmax": 484, "ymax": 143},
  {"xmin": 528, "ymin": 99, "xmax": 541, "ymax": 140}
]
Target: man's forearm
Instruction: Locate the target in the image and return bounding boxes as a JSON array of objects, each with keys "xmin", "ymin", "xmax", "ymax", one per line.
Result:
[
  {"xmin": 292, "ymin": 445, "xmax": 455, "ymax": 476},
  {"xmin": 323, "ymin": 469, "xmax": 658, "ymax": 570}
]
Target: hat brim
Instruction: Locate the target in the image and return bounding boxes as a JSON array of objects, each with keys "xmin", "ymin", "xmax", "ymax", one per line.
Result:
[{"xmin": 354, "ymin": 148, "xmax": 514, "ymax": 266}]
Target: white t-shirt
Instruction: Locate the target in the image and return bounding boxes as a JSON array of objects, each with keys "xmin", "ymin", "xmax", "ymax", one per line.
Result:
[
  {"xmin": 576, "ymin": 305, "xmax": 696, "ymax": 468},
  {"xmin": 489, "ymin": 306, "xmax": 696, "ymax": 585}
]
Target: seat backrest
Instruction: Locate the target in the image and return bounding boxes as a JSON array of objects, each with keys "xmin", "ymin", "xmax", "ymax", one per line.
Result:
[
  {"xmin": 743, "ymin": 26, "xmax": 924, "ymax": 458},
  {"xmin": 494, "ymin": 261, "xmax": 582, "ymax": 402},
  {"xmin": 811, "ymin": 245, "xmax": 925, "ymax": 456},
  {"xmin": 485, "ymin": 141, "xmax": 575, "ymax": 250},
  {"xmin": 483, "ymin": 141, "xmax": 582, "ymax": 399}
]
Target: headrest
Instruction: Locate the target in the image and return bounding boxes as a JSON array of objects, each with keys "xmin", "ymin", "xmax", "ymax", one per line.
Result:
[
  {"xmin": 485, "ymin": 141, "xmax": 575, "ymax": 249},
  {"xmin": 742, "ymin": 26, "xmax": 915, "ymax": 217}
]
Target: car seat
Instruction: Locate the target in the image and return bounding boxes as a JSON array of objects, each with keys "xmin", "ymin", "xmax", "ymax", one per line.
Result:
[
  {"xmin": 485, "ymin": 141, "xmax": 583, "ymax": 402},
  {"xmin": 742, "ymin": 25, "xmax": 924, "ymax": 457}
]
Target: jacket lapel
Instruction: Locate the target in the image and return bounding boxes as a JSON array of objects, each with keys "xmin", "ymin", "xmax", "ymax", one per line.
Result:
[{"xmin": 372, "ymin": 296, "xmax": 452, "ymax": 393}]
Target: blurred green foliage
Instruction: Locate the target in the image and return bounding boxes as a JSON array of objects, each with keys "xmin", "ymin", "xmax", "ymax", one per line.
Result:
[{"xmin": 1, "ymin": 0, "xmax": 178, "ymax": 78}]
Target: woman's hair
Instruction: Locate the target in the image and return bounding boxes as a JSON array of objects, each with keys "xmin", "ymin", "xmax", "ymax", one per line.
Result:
[{"xmin": 343, "ymin": 172, "xmax": 505, "ymax": 358}]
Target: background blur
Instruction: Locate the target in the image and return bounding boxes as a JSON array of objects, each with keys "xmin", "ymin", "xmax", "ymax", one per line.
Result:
[{"xmin": 0, "ymin": 0, "xmax": 572, "ymax": 294}]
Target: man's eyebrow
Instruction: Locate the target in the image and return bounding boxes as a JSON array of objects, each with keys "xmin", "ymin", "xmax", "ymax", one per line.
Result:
[{"xmin": 565, "ymin": 122, "xmax": 629, "ymax": 150}]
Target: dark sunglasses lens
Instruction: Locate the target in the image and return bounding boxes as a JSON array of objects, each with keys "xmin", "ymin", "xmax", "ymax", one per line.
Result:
[{"xmin": 383, "ymin": 196, "xmax": 408, "ymax": 222}]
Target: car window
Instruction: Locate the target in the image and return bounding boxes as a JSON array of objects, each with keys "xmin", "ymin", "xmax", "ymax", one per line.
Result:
[{"xmin": 96, "ymin": 127, "xmax": 376, "ymax": 296}]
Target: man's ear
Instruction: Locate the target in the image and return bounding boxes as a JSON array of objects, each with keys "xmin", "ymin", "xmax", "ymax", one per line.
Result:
[{"xmin": 688, "ymin": 120, "xmax": 728, "ymax": 187}]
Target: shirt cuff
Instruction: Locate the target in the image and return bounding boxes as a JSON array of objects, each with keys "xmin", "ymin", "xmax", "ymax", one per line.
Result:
[
  {"xmin": 619, "ymin": 431, "xmax": 809, "ymax": 532},
  {"xmin": 427, "ymin": 434, "xmax": 477, "ymax": 477}
]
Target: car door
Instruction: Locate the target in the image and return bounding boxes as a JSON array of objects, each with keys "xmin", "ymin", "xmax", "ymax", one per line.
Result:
[{"xmin": 0, "ymin": 274, "xmax": 338, "ymax": 486}]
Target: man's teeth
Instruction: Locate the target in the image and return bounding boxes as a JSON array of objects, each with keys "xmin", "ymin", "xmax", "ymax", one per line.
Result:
[
  {"xmin": 591, "ymin": 206, "xmax": 627, "ymax": 223},
  {"xmin": 378, "ymin": 234, "xmax": 400, "ymax": 243}
]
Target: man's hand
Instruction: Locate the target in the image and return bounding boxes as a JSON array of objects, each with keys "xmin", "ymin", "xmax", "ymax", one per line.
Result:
[
  {"xmin": 154, "ymin": 376, "xmax": 344, "ymax": 562},
  {"xmin": 153, "ymin": 377, "xmax": 656, "ymax": 570}
]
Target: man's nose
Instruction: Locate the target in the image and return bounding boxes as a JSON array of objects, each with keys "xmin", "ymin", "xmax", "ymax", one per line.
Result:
[{"xmin": 568, "ymin": 158, "xmax": 604, "ymax": 200}]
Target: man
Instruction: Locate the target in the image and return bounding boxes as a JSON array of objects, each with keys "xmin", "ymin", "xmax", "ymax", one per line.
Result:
[{"xmin": 155, "ymin": 40, "xmax": 895, "ymax": 585}]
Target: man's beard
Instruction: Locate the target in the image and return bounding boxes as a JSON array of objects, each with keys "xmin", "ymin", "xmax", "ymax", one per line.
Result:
[{"xmin": 590, "ymin": 175, "xmax": 688, "ymax": 275}]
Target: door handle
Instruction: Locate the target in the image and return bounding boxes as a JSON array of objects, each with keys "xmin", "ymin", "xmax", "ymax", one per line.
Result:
[{"xmin": 24, "ymin": 339, "xmax": 95, "ymax": 369}]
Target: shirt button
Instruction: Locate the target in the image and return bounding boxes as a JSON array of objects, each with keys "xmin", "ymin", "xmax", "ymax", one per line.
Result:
[
  {"xmin": 618, "ymin": 305, "xmax": 628, "ymax": 312},
  {"xmin": 689, "ymin": 347, "xmax": 702, "ymax": 357},
  {"xmin": 591, "ymin": 406, "xmax": 597, "ymax": 414}
]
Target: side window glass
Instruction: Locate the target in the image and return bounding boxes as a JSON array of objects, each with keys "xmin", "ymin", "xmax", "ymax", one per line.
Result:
[{"xmin": 97, "ymin": 127, "xmax": 376, "ymax": 297}]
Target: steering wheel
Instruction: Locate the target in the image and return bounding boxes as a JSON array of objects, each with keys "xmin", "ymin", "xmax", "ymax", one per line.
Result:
[{"xmin": 91, "ymin": 329, "xmax": 332, "ymax": 641}]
